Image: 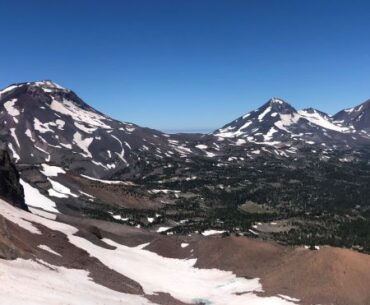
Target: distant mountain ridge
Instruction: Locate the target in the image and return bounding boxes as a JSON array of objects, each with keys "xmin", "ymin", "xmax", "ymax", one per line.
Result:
[{"xmin": 1, "ymin": 81, "xmax": 370, "ymax": 179}]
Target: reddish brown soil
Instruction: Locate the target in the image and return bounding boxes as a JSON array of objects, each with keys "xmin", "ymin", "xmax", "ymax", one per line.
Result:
[{"xmin": 192, "ymin": 236, "xmax": 370, "ymax": 305}]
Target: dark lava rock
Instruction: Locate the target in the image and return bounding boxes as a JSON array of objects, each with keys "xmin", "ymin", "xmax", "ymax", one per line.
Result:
[{"xmin": 0, "ymin": 150, "xmax": 27, "ymax": 211}]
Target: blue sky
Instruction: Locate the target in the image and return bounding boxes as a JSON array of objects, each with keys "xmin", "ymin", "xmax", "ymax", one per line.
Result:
[{"xmin": 1, "ymin": 0, "xmax": 370, "ymax": 132}]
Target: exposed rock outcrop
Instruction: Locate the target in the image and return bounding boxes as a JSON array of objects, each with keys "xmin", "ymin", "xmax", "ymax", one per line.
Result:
[{"xmin": 0, "ymin": 150, "xmax": 27, "ymax": 210}]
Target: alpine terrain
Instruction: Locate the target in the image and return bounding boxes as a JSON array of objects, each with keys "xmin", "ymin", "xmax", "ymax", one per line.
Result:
[{"xmin": 1, "ymin": 80, "xmax": 370, "ymax": 305}]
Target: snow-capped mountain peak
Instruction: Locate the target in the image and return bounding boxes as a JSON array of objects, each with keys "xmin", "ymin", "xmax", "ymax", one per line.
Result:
[
  {"xmin": 267, "ymin": 97, "xmax": 291, "ymax": 106},
  {"xmin": 0, "ymin": 81, "xmax": 194, "ymax": 176},
  {"xmin": 213, "ymin": 97, "xmax": 369, "ymax": 150},
  {"xmin": 261, "ymin": 97, "xmax": 296, "ymax": 113},
  {"xmin": 29, "ymin": 80, "xmax": 69, "ymax": 92},
  {"xmin": 270, "ymin": 97, "xmax": 283, "ymax": 103},
  {"xmin": 214, "ymin": 98, "xmax": 299, "ymax": 140},
  {"xmin": 0, "ymin": 80, "xmax": 69, "ymax": 99}
]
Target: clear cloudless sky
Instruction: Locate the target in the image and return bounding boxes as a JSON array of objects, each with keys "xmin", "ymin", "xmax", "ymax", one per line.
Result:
[{"xmin": 1, "ymin": 0, "xmax": 370, "ymax": 132}]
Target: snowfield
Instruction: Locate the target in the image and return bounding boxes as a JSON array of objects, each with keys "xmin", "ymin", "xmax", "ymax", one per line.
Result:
[
  {"xmin": 0, "ymin": 258, "xmax": 153, "ymax": 305},
  {"xmin": 298, "ymin": 109, "xmax": 351, "ymax": 133},
  {"xmin": 0, "ymin": 199, "xmax": 300, "ymax": 305},
  {"xmin": 50, "ymin": 98, "xmax": 111, "ymax": 129}
]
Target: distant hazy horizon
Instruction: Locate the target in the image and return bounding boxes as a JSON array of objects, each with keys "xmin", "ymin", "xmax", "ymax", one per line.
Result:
[{"xmin": 162, "ymin": 128, "xmax": 215, "ymax": 134}]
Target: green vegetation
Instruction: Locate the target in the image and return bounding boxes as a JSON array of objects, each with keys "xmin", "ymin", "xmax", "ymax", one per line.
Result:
[{"xmin": 82, "ymin": 148, "xmax": 370, "ymax": 254}]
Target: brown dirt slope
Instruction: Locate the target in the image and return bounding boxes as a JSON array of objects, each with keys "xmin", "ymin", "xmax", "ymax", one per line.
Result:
[{"xmin": 192, "ymin": 236, "xmax": 370, "ymax": 305}]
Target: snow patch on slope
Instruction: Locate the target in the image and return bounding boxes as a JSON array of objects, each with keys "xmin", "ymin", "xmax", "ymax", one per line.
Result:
[
  {"xmin": 47, "ymin": 179, "xmax": 78, "ymax": 199},
  {"xmin": 50, "ymin": 99, "xmax": 111, "ymax": 129},
  {"xmin": 73, "ymin": 132, "xmax": 93, "ymax": 158},
  {"xmin": 8, "ymin": 143, "xmax": 20, "ymax": 162},
  {"xmin": 20, "ymin": 179, "xmax": 58, "ymax": 213},
  {"xmin": 41, "ymin": 164, "xmax": 66, "ymax": 177},
  {"xmin": 274, "ymin": 113, "xmax": 300, "ymax": 133},
  {"xmin": 298, "ymin": 109, "xmax": 351, "ymax": 133},
  {"xmin": 10, "ymin": 128, "xmax": 20, "ymax": 147},
  {"xmin": 4, "ymin": 99, "xmax": 20, "ymax": 116}
]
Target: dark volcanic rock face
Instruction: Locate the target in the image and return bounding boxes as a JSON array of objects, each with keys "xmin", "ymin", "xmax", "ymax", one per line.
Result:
[{"xmin": 0, "ymin": 150, "xmax": 27, "ymax": 211}]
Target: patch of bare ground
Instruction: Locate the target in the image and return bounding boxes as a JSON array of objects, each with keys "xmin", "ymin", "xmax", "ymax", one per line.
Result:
[
  {"xmin": 57, "ymin": 213, "xmax": 157, "ymax": 246},
  {"xmin": 145, "ymin": 292, "xmax": 192, "ymax": 305},
  {"xmin": 0, "ymin": 215, "xmax": 26, "ymax": 259},
  {"xmin": 262, "ymin": 246, "xmax": 370, "ymax": 305},
  {"xmin": 145, "ymin": 235, "xmax": 194, "ymax": 259},
  {"xmin": 193, "ymin": 235, "xmax": 289, "ymax": 276},
  {"xmin": 192, "ymin": 235, "xmax": 370, "ymax": 305},
  {"xmin": 65, "ymin": 173, "xmax": 163, "ymax": 209}
]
